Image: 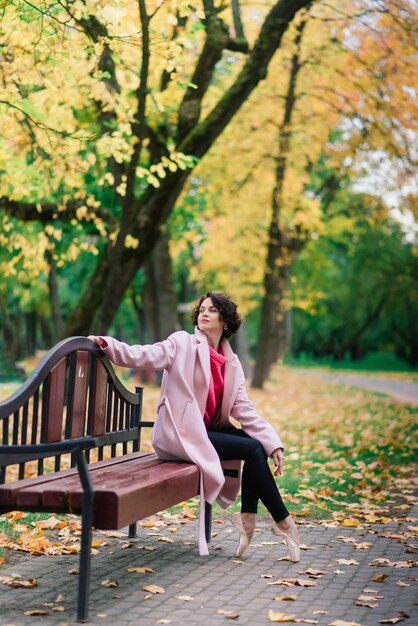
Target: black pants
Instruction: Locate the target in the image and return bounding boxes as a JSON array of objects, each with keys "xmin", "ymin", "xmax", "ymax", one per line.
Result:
[{"xmin": 207, "ymin": 427, "xmax": 289, "ymax": 522}]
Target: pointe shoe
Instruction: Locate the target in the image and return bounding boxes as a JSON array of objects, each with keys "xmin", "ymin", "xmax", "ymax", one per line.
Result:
[
  {"xmin": 272, "ymin": 517, "xmax": 301, "ymax": 562},
  {"xmin": 230, "ymin": 512, "xmax": 256, "ymax": 557}
]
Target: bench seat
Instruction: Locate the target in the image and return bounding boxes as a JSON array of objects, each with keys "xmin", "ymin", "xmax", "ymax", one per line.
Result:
[{"xmin": 0, "ymin": 453, "xmax": 200, "ymax": 529}]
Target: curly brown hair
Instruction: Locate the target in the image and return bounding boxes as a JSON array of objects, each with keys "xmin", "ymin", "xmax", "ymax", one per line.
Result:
[{"xmin": 191, "ymin": 292, "xmax": 243, "ymax": 339}]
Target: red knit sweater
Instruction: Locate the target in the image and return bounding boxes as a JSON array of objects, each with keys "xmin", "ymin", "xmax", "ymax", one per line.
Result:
[{"xmin": 203, "ymin": 346, "xmax": 225, "ymax": 428}]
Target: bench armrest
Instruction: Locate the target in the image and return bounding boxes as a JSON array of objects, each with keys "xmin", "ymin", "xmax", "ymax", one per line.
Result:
[{"xmin": 0, "ymin": 437, "xmax": 99, "ymax": 465}]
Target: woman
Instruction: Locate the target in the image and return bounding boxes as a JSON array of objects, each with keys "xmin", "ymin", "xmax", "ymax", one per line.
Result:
[{"xmin": 88, "ymin": 291, "xmax": 300, "ymax": 561}]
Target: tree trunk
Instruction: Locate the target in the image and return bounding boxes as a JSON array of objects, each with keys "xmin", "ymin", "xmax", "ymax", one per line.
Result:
[
  {"xmin": 45, "ymin": 244, "xmax": 63, "ymax": 344},
  {"xmin": 0, "ymin": 294, "xmax": 24, "ymax": 363},
  {"xmin": 252, "ymin": 18, "xmax": 307, "ymax": 389},
  {"xmin": 39, "ymin": 316, "xmax": 53, "ymax": 349},
  {"xmin": 233, "ymin": 322, "xmax": 251, "ymax": 378},
  {"xmin": 143, "ymin": 226, "xmax": 179, "ymax": 342},
  {"xmin": 26, "ymin": 311, "xmax": 37, "ymax": 356},
  {"xmin": 141, "ymin": 226, "xmax": 178, "ymax": 384},
  {"xmin": 252, "ymin": 242, "xmax": 297, "ymax": 387}
]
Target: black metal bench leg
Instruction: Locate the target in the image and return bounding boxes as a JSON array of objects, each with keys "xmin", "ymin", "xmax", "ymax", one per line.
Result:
[
  {"xmin": 128, "ymin": 522, "xmax": 137, "ymax": 538},
  {"xmin": 77, "ymin": 503, "xmax": 93, "ymax": 622},
  {"xmin": 205, "ymin": 501, "xmax": 212, "ymax": 543},
  {"xmin": 75, "ymin": 450, "xmax": 94, "ymax": 623}
]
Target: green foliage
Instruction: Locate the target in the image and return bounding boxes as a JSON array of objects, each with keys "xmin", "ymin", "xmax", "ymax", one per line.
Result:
[
  {"xmin": 284, "ymin": 351, "xmax": 417, "ymax": 373},
  {"xmin": 0, "ymin": 352, "xmax": 24, "ymax": 382},
  {"xmin": 288, "ymin": 179, "xmax": 418, "ymax": 366}
]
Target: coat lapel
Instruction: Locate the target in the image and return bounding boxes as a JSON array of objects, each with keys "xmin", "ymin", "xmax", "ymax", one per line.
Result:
[
  {"xmin": 220, "ymin": 337, "xmax": 238, "ymax": 417},
  {"xmin": 195, "ymin": 328, "xmax": 210, "ymax": 415},
  {"xmin": 194, "ymin": 328, "xmax": 239, "ymax": 419}
]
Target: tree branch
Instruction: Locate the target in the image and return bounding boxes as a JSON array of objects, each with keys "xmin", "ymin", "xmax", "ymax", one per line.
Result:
[
  {"xmin": 178, "ymin": 0, "xmax": 314, "ymax": 158},
  {"xmin": 177, "ymin": 0, "xmax": 230, "ymax": 143},
  {"xmin": 229, "ymin": 0, "xmax": 249, "ymax": 51},
  {"xmin": 123, "ymin": 0, "xmax": 150, "ymax": 207}
]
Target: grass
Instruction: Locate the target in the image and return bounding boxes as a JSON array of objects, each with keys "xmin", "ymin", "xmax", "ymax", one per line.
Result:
[
  {"xmin": 284, "ymin": 351, "xmax": 418, "ymax": 378},
  {"xmin": 0, "ymin": 512, "xmax": 66, "ymax": 565}
]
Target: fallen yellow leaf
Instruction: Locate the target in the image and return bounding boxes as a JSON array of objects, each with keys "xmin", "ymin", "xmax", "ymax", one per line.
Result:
[
  {"xmin": 24, "ymin": 609, "xmax": 50, "ymax": 616},
  {"xmin": 355, "ymin": 600, "xmax": 379, "ymax": 608},
  {"xmin": 268, "ymin": 578, "xmax": 317, "ymax": 588},
  {"xmin": 268, "ymin": 610, "xmax": 296, "ymax": 622},
  {"xmin": 217, "ymin": 609, "xmax": 240, "ymax": 619},
  {"xmin": 35, "ymin": 516, "xmax": 67, "ymax": 530},
  {"xmin": 7, "ymin": 511, "xmax": 26, "ymax": 521},
  {"xmin": 101, "ymin": 579, "xmax": 118, "ymax": 588},
  {"xmin": 127, "ymin": 567, "xmax": 155, "ymax": 573},
  {"xmin": 142, "ymin": 584, "xmax": 165, "ymax": 594},
  {"xmin": 0, "ymin": 576, "xmax": 38, "ymax": 588},
  {"xmin": 373, "ymin": 574, "xmax": 389, "ymax": 583}
]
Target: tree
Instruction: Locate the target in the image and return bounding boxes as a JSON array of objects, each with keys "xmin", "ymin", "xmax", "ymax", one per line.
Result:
[
  {"xmin": 289, "ymin": 196, "xmax": 418, "ymax": 366},
  {"xmin": 0, "ymin": 0, "xmax": 313, "ymax": 337},
  {"xmin": 183, "ymin": 0, "xmax": 417, "ymax": 384},
  {"xmin": 252, "ymin": 15, "xmax": 309, "ymax": 388}
]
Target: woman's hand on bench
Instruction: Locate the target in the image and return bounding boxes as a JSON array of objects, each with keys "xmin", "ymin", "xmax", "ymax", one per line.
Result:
[{"xmin": 88, "ymin": 335, "xmax": 101, "ymax": 344}]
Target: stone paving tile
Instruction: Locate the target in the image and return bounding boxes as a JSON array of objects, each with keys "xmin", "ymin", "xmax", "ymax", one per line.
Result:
[{"xmin": 0, "ymin": 512, "xmax": 417, "ymax": 626}]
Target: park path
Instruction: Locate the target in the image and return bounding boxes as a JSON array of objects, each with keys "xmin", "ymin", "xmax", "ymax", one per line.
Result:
[
  {"xmin": 1, "ymin": 510, "xmax": 417, "ymax": 626},
  {"xmin": 293, "ymin": 370, "xmax": 418, "ymax": 405}
]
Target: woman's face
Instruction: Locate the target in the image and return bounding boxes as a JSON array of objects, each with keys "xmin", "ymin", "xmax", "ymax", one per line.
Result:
[{"xmin": 197, "ymin": 297, "xmax": 224, "ymax": 334}]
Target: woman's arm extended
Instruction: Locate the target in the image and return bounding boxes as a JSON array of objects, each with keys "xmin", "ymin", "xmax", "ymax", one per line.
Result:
[{"xmin": 88, "ymin": 335, "xmax": 177, "ymax": 371}]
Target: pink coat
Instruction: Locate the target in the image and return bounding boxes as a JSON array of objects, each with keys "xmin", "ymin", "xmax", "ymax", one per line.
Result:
[{"xmin": 101, "ymin": 327, "xmax": 284, "ymax": 554}]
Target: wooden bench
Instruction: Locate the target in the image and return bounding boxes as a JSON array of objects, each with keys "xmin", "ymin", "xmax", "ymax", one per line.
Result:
[{"xmin": 0, "ymin": 337, "xmax": 212, "ymax": 622}]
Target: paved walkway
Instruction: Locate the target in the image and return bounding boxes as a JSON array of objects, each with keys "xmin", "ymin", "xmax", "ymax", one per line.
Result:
[
  {"xmin": 1, "ymin": 508, "xmax": 417, "ymax": 626},
  {"xmin": 293, "ymin": 370, "xmax": 418, "ymax": 405}
]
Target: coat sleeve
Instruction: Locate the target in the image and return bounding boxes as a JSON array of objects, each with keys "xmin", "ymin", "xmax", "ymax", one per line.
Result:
[
  {"xmin": 99, "ymin": 334, "xmax": 177, "ymax": 371},
  {"xmin": 230, "ymin": 362, "xmax": 284, "ymax": 456}
]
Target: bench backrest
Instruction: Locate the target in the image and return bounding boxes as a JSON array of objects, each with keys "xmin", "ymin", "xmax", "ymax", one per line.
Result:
[{"xmin": 0, "ymin": 337, "xmax": 145, "ymax": 484}]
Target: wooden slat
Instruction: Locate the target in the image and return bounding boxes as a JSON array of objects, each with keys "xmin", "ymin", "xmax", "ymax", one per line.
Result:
[
  {"xmin": 0, "ymin": 452, "xmax": 155, "ymax": 508},
  {"xmin": 45, "ymin": 459, "xmax": 200, "ymax": 528},
  {"xmin": 0, "ymin": 455, "xmax": 200, "ymax": 531},
  {"xmin": 92, "ymin": 359, "xmax": 108, "ymax": 436},
  {"xmin": 70, "ymin": 351, "xmax": 89, "ymax": 438},
  {"xmin": 45, "ymin": 358, "xmax": 66, "ymax": 443},
  {"xmin": 93, "ymin": 463, "xmax": 200, "ymax": 529}
]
